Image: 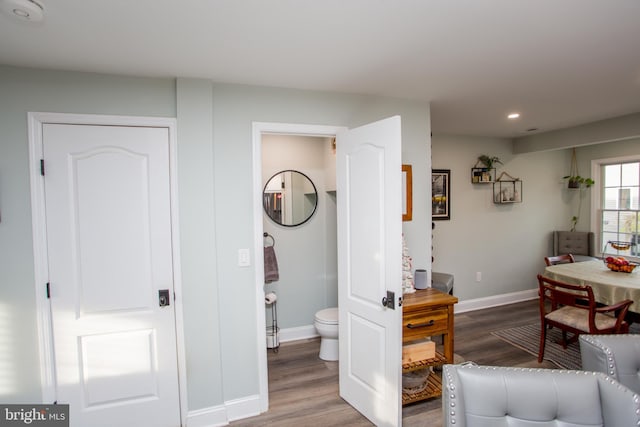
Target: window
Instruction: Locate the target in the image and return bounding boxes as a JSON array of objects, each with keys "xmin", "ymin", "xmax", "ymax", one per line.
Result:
[{"xmin": 596, "ymin": 159, "xmax": 640, "ymax": 258}]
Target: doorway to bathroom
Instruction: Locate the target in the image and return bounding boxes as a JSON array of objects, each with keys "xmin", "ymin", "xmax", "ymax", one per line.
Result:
[
  {"xmin": 253, "ymin": 123, "xmax": 345, "ymax": 414},
  {"xmin": 253, "ymin": 118, "xmax": 404, "ymax": 426},
  {"xmin": 261, "ymin": 132, "xmax": 339, "ymax": 346}
]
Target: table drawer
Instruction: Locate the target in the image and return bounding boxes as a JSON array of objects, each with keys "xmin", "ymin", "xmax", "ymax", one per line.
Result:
[{"xmin": 403, "ymin": 308, "xmax": 448, "ymax": 342}]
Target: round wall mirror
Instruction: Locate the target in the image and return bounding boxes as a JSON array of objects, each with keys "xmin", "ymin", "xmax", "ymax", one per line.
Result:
[{"xmin": 263, "ymin": 170, "xmax": 318, "ymax": 227}]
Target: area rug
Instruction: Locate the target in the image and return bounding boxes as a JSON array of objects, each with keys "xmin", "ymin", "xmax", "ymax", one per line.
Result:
[{"xmin": 491, "ymin": 324, "xmax": 582, "ymax": 370}]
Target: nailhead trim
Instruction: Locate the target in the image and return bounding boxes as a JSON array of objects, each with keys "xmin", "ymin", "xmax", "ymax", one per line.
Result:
[
  {"xmin": 445, "ymin": 364, "xmax": 640, "ymax": 425},
  {"xmin": 582, "ymin": 335, "xmax": 619, "ymax": 377},
  {"xmin": 444, "ymin": 367, "xmax": 455, "ymax": 425}
]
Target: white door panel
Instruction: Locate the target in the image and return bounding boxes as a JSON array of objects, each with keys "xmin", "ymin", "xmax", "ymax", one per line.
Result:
[
  {"xmin": 42, "ymin": 123, "xmax": 181, "ymax": 427},
  {"xmin": 337, "ymin": 116, "xmax": 402, "ymax": 427},
  {"xmin": 73, "ymin": 147, "xmax": 153, "ymax": 314},
  {"xmin": 346, "ymin": 144, "xmax": 385, "ymax": 306},
  {"xmin": 80, "ymin": 329, "xmax": 158, "ymax": 406}
]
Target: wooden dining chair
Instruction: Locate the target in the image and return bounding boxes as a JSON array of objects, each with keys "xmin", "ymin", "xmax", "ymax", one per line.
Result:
[
  {"xmin": 544, "ymin": 253, "xmax": 575, "ymax": 266},
  {"xmin": 536, "ymin": 274, "xmax": 632, "ymax": 363}
]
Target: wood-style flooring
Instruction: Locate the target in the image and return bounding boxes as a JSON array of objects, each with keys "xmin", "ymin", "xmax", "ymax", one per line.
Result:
[{"xmin": 229, "ymin": 299, "xmax": 555, "ymax": 426}]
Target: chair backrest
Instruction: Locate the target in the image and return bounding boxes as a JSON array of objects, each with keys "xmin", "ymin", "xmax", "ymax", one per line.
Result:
[
  {"xmin": 553, "ymin": 231, "xmax": 594, "ymax": 256},
  {"xmin": 537, "ymin": 274, "xmax": 596, "ymax": 327},
  {"xmin": 442, "ymin": 364, "xmax": 640, "ymax": 427},
  {"xmin": 544, "ymin": 253, "xmax": 575, "ymax": 266}
]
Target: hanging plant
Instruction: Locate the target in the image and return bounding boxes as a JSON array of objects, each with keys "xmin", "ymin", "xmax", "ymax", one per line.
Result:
[
  {"xmin": 563, "ymin": 148, "xmax": 595, "ymax": 231},
  {"xmin": 562, "ymin": 148, "xmax": 594, "ymax": 189}
]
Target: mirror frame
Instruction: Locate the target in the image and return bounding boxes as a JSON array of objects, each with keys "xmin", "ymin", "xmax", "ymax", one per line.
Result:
[{"xmin": 263, "ymin": 169, "xmax": 318, "ymax": 227}]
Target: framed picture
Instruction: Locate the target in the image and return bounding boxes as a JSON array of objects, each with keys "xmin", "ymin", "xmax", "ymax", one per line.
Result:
[
  {"xmin": 432, "ymin": 169, "xmax": 450, "ymax": 220},
  {"xmin": 402, "ymin": 165, "xmax": 412, "ymax": 221}
]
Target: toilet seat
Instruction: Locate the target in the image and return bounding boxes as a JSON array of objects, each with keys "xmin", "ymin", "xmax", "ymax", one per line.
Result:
[{"xmin": 314, "ymin": 307, "xmax": 338, "ymax": 325}]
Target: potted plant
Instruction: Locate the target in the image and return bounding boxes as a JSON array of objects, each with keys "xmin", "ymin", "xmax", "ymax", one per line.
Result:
[
  {"xmin": 477, "ymin": 155, "xmax": 502, "ymax": 170},
  {"xmin": 562, "ymin": 175, "xmax": 595, "ymax": 189}
]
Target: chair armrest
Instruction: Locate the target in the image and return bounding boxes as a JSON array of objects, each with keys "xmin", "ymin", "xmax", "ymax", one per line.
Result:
[
  {"xmin": 595, "ymin": 299, "xmax": 633, "ymax": 314},
  {"xmin": 597, "ymin": 373, "xmax": 640, "ymax": 426},
  {"xmin": 595, "ymin": 299, "xmax": 632, "ymax": 331}
]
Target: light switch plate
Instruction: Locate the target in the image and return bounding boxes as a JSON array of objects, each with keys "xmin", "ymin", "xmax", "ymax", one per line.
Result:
[{"xmin": 238, "ymin": 248, "xmax": 251, "ymax": 267}]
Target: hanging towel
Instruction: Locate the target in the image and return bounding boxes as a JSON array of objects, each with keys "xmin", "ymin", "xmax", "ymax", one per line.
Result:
[{"xmin": 264, "ymin": 245, "xmax": 280, "ymax": 283}]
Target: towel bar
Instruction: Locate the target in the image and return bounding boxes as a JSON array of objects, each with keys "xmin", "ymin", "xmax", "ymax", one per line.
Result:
[{"xmin": 263, "ymin": 232, "xmax": 275, "ymax": 247}]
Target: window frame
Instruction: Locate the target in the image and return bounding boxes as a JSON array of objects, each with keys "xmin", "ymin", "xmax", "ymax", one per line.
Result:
[{"xmin": 591, "ymin": 154, "xmax": 640, "ymax": 261}]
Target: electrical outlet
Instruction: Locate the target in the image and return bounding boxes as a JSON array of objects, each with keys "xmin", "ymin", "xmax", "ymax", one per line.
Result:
[
  {"xmin": 476, "ymin": 272, "xmax": 482, "ymax": 282},
  {"xmin": 238, "ymin": 249, "xmax": 250, "ymax": 267}
]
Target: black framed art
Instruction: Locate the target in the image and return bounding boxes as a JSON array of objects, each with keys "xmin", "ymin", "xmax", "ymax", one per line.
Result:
[{"xmin": 432, "ymin": 169, "xmax": 450, "ymax": 220}]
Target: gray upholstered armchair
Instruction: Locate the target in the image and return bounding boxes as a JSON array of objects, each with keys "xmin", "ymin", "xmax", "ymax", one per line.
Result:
[
  {"xmin": 442, "ymin": 364, "xmax": 640, "ymax": 427},
  {"xmin": 580, "ymin": 334, "xmax": 640, "ymax": 394},
  {"xmin": 553, "ymin": 230, "xmax": 597, "ymax": 262}
]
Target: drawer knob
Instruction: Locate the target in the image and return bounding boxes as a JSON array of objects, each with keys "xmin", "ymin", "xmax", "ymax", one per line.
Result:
[{"xmin": 406, "ymin": 320, "xmax": 435, "ymax": 329}]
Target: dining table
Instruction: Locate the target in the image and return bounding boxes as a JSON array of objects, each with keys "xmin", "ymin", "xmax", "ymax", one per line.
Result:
[{"xmin": 543, "ymin": 259, "xmax": 640, "ymax": 314}]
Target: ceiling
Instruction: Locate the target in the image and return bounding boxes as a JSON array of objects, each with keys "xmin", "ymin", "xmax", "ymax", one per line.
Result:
[{"xmin": 1, "ymin": 0, "xmax": 639, "ymax": 138}]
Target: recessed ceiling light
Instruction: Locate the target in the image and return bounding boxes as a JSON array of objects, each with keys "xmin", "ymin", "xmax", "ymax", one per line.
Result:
[
  {"xmin": 1, "ymin": 0, "xmax": 44, "ymax": 23},
  {"xmin": 507, "ymin": 113, "xmax": 520, "ymax": 119}
]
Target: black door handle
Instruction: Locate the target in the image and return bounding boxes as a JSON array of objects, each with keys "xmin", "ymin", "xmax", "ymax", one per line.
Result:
[
  {"xmin": 381, "ymin": 290, "xmax": 395, "ymax": 310},
  {"xmin": 159, "ymin": 289, "xmax": 170, "ymax": 307}
]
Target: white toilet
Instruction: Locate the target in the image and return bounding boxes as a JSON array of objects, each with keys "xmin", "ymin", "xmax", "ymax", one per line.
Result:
[{"xmin": 314, "ymin": 307, "xmax": 339, "ymax": 361}]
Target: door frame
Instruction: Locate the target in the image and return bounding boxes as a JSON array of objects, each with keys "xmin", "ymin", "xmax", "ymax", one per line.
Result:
[
  {"xmin": 28, "ymin": 112, "xmax": 188, "ymax": 425},
  {"xmin": 252, "ymin": 122, "xmax": 347, "ymax": 411}
]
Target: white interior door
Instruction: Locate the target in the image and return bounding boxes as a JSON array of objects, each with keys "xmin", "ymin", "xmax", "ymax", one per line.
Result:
[
  {"xmin": 42, "ymin": 123, "xmax": 181, "ymax": 427},
  {"xmin": 337, "ymin": 116, "xmax": 403, "ymax": 427}
]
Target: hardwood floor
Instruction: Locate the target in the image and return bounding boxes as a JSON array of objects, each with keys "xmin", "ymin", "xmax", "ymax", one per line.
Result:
[{"xmin": 229, "ymin": 299, "xmax": 555, "ymax": 426}]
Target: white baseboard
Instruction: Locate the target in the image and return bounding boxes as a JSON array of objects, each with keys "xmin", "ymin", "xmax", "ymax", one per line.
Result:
[
  {"xmin": 186, "ymin": 405, "xmax": 228, "ymax": 427},
  {"xmin": 454, "ymin": 288, "xmax": 538, "ymax": 313},
  {"xmin": 225, "ymin": 395, "xmax": 262, "ymax": 422},
  {"xmin": 279, "ymin": 324, "xmax": 318, "ymax": 343},
  {"xmin": 185, "ymin": 395, "xmax": 262, "ymax": 427}
]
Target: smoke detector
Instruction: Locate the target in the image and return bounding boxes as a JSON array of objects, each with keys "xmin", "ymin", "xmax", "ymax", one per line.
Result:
[{"xmin": 1, "ymin": 0, "xmax": 44, "ymax": 23}]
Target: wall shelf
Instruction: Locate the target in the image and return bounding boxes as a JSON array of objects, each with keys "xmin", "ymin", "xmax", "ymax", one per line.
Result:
[
  {"xmin": 493, "ymin": 171, "xmax": 522, "ymax": 204},
  {"xmin": 471, "ymin": 167, "xmax": 495, "ymax": 184}
]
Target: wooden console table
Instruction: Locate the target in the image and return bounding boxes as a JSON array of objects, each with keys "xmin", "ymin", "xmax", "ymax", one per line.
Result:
[{"xmin": 402, "ymin": 287, "xmax": 458, "ymax": 405}]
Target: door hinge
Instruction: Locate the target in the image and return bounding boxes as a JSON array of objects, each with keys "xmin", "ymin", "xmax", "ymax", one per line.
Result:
[
  {"xmin": 46, "ymin": 282, "xmax": 50, "ymax": 299},
  {"xmin": 40, "ymin": 159, "xmax": 45, "ymax": 176}
]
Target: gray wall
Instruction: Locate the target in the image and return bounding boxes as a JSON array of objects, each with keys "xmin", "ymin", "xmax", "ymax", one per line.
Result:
[
  {"xmin": 0, "ymin": 65, "xmax": 176, "ymax": 403},
  {"xmin": 431, "ymin": 133, "xmax": 640, "ymax": 303},
  {"xmin": 431, "ymin": 135, "xmax": 571, "ymax": 300},
  {"xmin": 207, "ymin": 82, "xmax": 432, "ymax": 401},
  {"xmin": 3, "ymin": 63, "xmax": 635, "ymax": 418},
  {"xmin": 0, "ymin": 66, "xmax": 432, "ymax": 413}
]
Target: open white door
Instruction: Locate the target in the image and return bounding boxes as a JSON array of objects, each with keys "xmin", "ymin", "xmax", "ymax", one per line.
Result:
[{"xmin": 337, "ymin": 116, "xmax": 403, "ymax": 427}]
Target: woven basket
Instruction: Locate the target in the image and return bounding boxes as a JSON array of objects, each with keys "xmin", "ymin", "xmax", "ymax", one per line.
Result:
[{"xmin": 402, "ymin": 368, "xmax": 430, "ymax": 394}]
